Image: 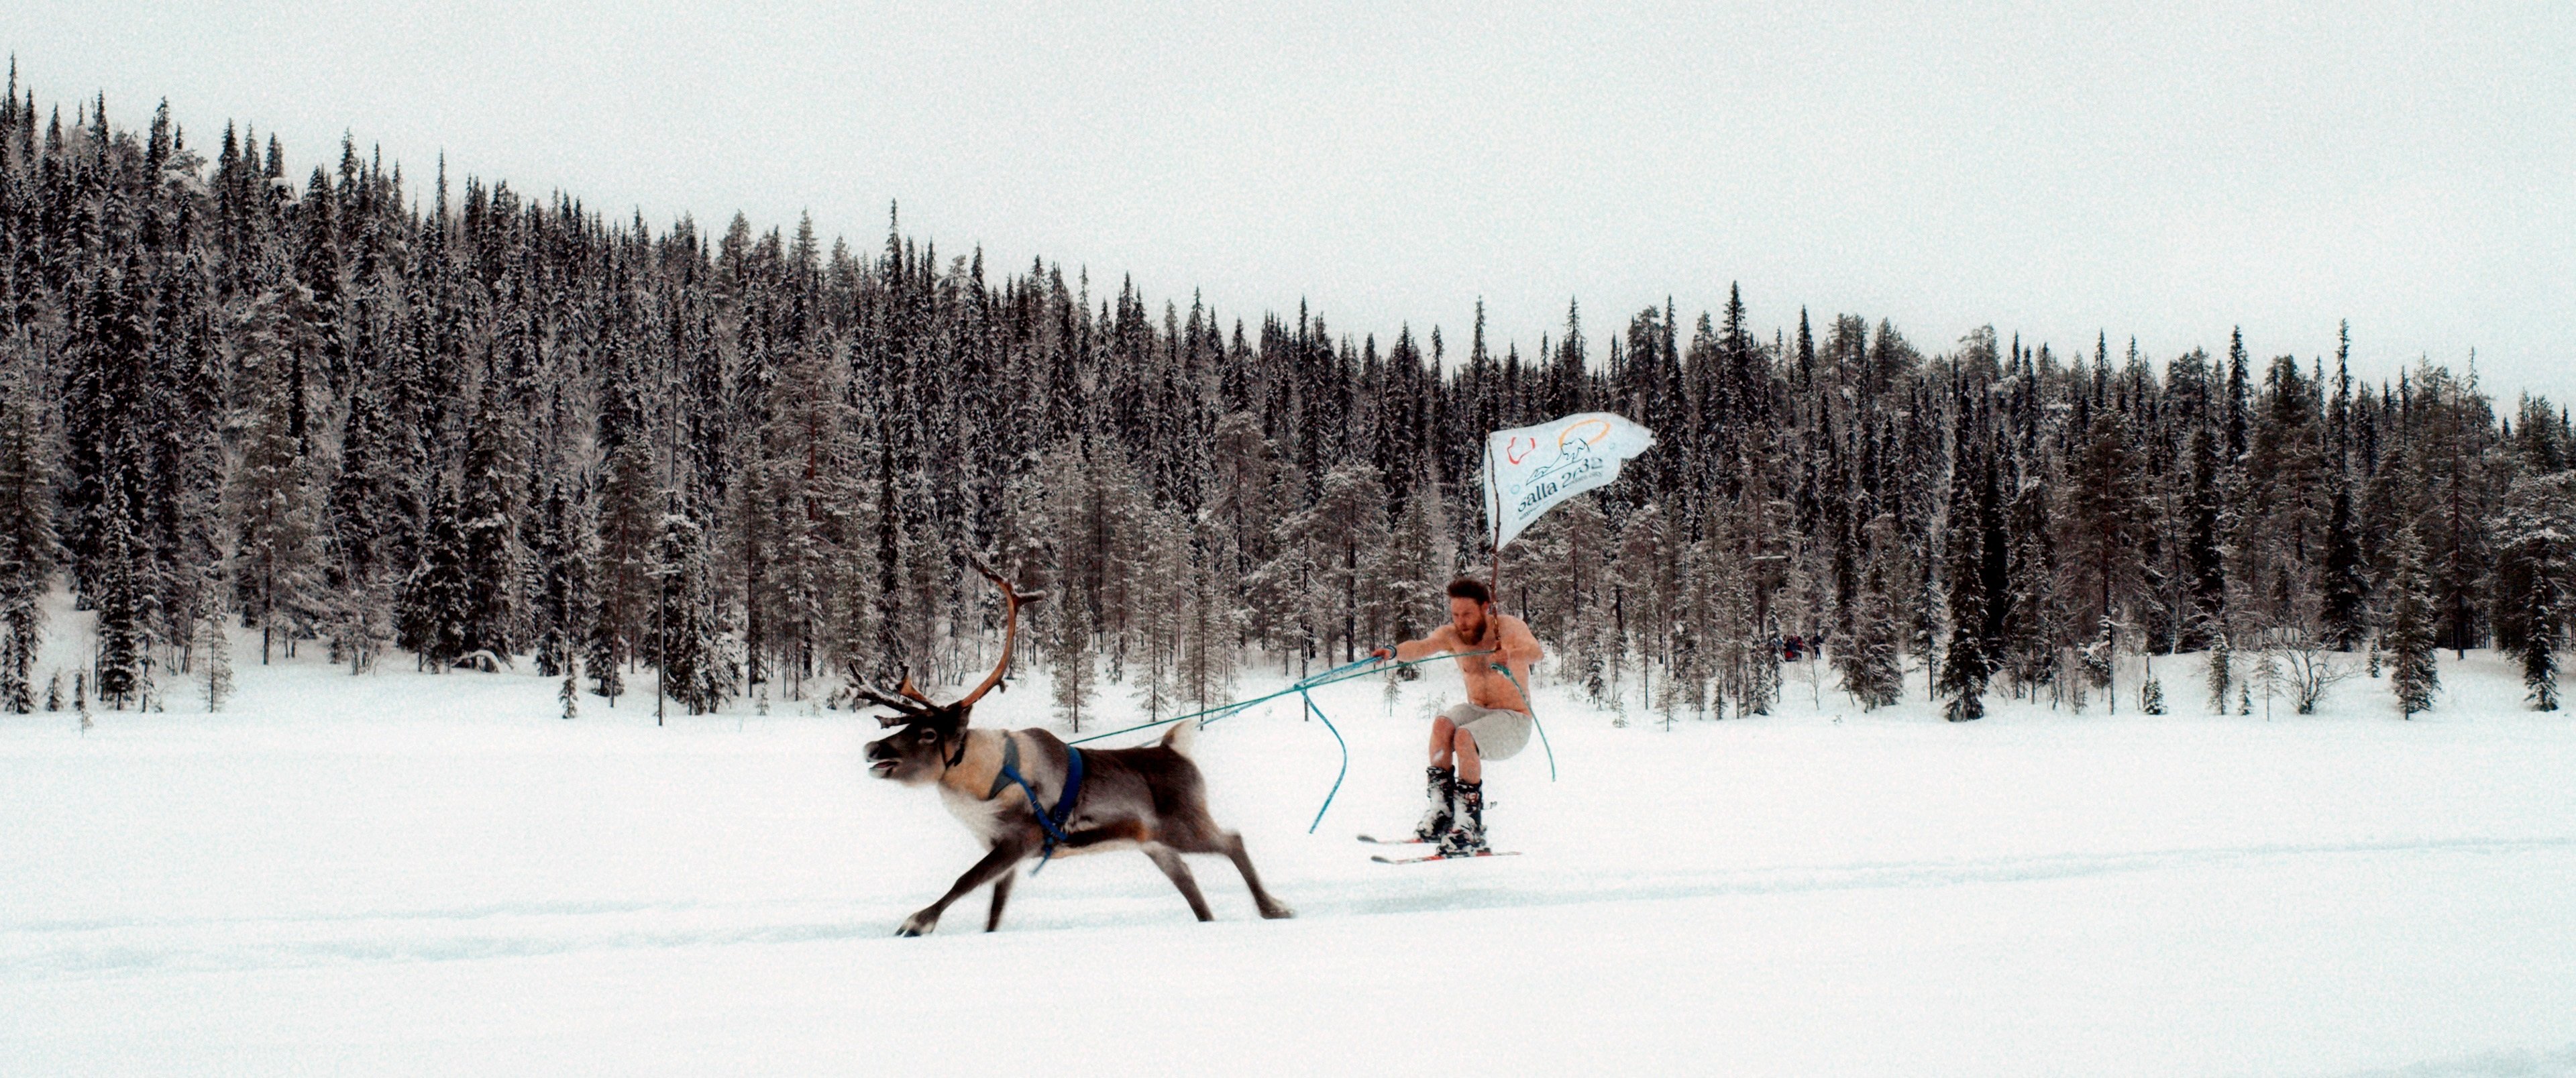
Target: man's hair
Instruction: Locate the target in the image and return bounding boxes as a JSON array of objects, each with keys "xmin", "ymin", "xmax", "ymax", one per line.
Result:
[{"xmin": 1445, "ymin": 578, "xmax": 1493, "ymax": 605}]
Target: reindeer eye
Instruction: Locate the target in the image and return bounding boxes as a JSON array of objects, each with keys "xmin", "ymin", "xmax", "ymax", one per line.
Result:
[{"xmin": 914, "ymin": 728, "xmax": 935, "ymax": 741}]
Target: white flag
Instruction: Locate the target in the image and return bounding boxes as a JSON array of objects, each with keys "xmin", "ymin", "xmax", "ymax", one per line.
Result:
[{"xmin": 1484, "ymin": 412, "xmax": 1656, "ymax": 551}]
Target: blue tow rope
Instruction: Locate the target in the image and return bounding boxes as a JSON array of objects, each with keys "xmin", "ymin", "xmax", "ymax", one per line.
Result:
[
  {"xmin": 1061, "ymin": 649, "xmax": 1514, "ymax": 833},
  {"xmin": 1493, "ymin": 663, "xmax": 1558, "ymax": 782},
  {"xmin": 1298, "ymin": 690, "xmax": 1348, "ymax": 834}
]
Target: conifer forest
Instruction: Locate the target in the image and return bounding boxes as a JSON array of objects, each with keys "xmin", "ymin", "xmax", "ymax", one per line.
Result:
[{"xmin": 3, "ymin": 74, "xmax": 2571, "ymax": 726}]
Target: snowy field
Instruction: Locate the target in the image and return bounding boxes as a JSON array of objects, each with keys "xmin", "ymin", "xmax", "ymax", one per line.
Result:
[{"xmin": 7, "ymin": 629, "xmax": 2576, "ymax": 1077}]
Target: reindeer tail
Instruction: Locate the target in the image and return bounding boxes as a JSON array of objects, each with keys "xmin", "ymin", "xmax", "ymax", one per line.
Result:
[{"xmin": 1160, "ymin": 720, "xmax": 1198, "ymax": 758}]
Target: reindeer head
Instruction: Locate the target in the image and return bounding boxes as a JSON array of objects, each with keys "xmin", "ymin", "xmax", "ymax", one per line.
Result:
[{"xmin": 863, "ymin": 555, "xmax": 1046, "ymax": 785}]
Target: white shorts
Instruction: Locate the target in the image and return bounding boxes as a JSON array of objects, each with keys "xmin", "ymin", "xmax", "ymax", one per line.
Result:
[{"xmin": 1442, "ymin": 702, "xmax": 1533, "ymax": 761}]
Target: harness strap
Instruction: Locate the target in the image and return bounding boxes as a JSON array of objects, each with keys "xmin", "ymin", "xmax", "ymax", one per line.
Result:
[
  {"xmin": 985, "ymin": 735, "xmax": 1022, "ymax": 800},
  {"xmin": 987, "ymin": 733, "xmax": 1085, "ymax": 873}
]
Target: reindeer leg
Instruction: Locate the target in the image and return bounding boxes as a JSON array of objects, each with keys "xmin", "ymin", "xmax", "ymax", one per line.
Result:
[
  {"xmin": 1219, "ymin": 830, "xmax": 1296, "ymax": 919},
  {"xmin": 984, "ymin": 869, "xmax": 1018, "ymax": 932},
  {"xmin": 900, "ymin": 836, "xmax": 1033, "ymax": 937},
  {"xmin": 1144, "ymin": 846, "xmax": 1216, "ymax": 922}
]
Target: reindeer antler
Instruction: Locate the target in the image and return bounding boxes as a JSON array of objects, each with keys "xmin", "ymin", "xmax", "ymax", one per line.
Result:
[
  {"xmin": 853, "ymin": 681, "xmax": 938, "ymax": 728},
  {"xmin": 961, "ymin": 552, "xmax": 1049, "ymax": 706}
]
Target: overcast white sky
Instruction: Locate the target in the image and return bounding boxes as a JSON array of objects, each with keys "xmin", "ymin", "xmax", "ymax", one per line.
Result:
[{"xmin": 9, "ymin": 2, "xmax": 2573, "ymax": 405}]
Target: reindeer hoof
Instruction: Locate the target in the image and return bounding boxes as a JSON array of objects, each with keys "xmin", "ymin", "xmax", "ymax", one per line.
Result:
[
  {"xmin": 1260, "ymin": 902, "xmax": 1297, "ymax": 920},
  {"xmin": 897, "ymin": 912, "xmax": 938, "ymax": 936}
]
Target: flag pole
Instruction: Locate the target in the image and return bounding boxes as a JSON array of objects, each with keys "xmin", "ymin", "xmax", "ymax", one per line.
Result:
[{"xmin": 1485, "ymin": 438, "xmax": 1503, "ymax": 598}]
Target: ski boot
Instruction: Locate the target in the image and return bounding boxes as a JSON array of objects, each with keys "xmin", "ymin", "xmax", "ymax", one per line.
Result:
[
  {"xmin": 1440, "ymin": 780, "xmax": 1489, "ymax": 856},
  {"xmin": 1413, "ymin": 765, "xmax": 1456, "ymax": 841}
]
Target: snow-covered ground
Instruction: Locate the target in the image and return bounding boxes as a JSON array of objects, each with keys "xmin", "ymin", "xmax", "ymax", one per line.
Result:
[{"xmin": 6, "ymin": 623, "xmax": 2575, "ymax": 1076}]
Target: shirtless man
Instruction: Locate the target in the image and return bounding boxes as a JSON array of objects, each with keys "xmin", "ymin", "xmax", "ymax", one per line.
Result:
[{"xmin": 1369, "ymin": 578, "xmax": 1544, "ymax": 855}]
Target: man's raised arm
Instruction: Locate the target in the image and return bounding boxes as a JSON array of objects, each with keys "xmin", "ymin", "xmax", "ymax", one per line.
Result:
[{"xmin": 1373, "ymin": 629, "xmax": 1455, "ymax": 663}]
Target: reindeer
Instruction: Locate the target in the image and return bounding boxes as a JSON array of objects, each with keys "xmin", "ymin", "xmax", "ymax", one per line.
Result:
[{"xmin": 861, "ymin": 555, "xmax": 1296, "ymax": 936}]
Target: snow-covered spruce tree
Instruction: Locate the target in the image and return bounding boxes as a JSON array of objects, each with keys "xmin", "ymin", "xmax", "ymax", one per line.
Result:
[
  {"xmin": 1773, "ymin": 537, "xmax": 1825, "ymax": 706},
  {"xmin": 1132, "ymin": 506, "xmax": 1187, "ymax": 722},
  {"xmin": 2081, "ymin": 616, "xmax": 2117, "ymax": 707},
  {"xmin": 654, "ymin": 504, "xmax": 738, "ymax": 716},
  {"xmin": 92, "ymin": 478, "xmax": 156, "ymax": 711},
  {"xmin": 1836, "ymin": 518, "xmax": 1905, "ymax": 711},
  {"xmin": 2494, "ymin": 472, "xmax": 2575, "ymax": 710},
  {"xmin": 93, "ymin": 433, "xmax": 162, "ymax": 712},
  {"xmin": 824, "ymin": 464, "xmax": 885, "ymax": 696},
  {"xmin": 2180, "ymin": 425, "xmax": 2230, "ymax": 653},
  {"xmin": 591, "ymin": 432, "xmax": 658, "ymax": 684},
  {"xmin": 2521, "ymin": 570, "xmax": 2561, "ymax": 712},
  {"xmin": 2253, "ymin": 639, "xmax": 2283, "ymax": 720},
  {"xmin": 740, "ymin": 473, "xmax": 791, "ymax": 700},
  {"xmin": 733, "ymin": 455, "xmax": 772, "ymax": 700},
  {"xmin": 759, "ymin": 336, "xmax": 843, "ymax": 701},
  {"xmin": 1291, "ymin": 462, "xmax": 1391, "ymax": 665},
  {"xmin": 585, "ymin": 592, "xmax": 625, "ymax": 704},
  {"xmin": 1178, "ymin": 529, "xmax": 1240, "ymax": 712},
  {"xmin": 194, "ymin": 603, "xmax": 233, "ymax": 712},
  {"xmin": 1544, "ymin": 494, "xmax": 1613, "ymax": 701},
  {"xmin": 398, "ymin": 476, "xmax": 472, "ymax": 669},
  {"xmin": 58, "ymin": 253, "xmax": 153, "ymax": 600},
  {"xmin": 1660, "ymin": 536, "xmax": 1715, "ymax": 722},
  {"xmin": 326, "ymin": 379, "xmax": 398, "ymax": 673},
  {"xmin": 2383, "ymin": 524, "xmax": 2440, "ymax": 718},
  {"xmin": 1938, "ymin": 435, "xmax": 1994, "ymax": 722},
  {"xmin": 2206, "ymin": 632, "xmax": 2233, "ymax": 716},
  {"xmin": 0, "ymin": 372, "xmax": 58, "ymax": 712},
  {"xmin": 531, "ymin": 482, "xmax": 588, "ymax": 680},
  {"xmin": 771, "ymin": 481, "xmax": 827, "ymax": 702},
  {"xmin": 2319, "ymin": 482, "xmax": 2370, "ymax": 651},
  {"xmin": 1046, "ymin": 573, "xmax": 1096, "ymax": 731},
  {"xmin": 2237, "ymin": 356, "xmax": 2330, "ymax": 638},
  {"xmin": 1047, "ymin": 439, "xmax": 1145, "ymax": 684},
  {"xmin": 227, "ymin": 345, "xmax": 322, "ymax": 664},
  {"xmin": 2000, "ymin": 474, "xmax": 2059, "ymax": 700},
  {"xmin": 582, "ymin": 426, "xmax": 627, "ymax": 703},
  {"xmin": 1907, "ymin": 543, "xmax": 1942, "ymax": 701},
  {"xmin": 2065, "ymin": 407, "xmax": 2149, "ymax": 697},
  {"xmin": 1613, "ymin": 502, "xmax": 1674, "ymax": 710},
  {"xmin": 1706, "ymin": 519, "xmax": 1761, "ymax": 719},
  {"xmin": 457, "ymin": 378, "xmax": 524, "ymax": 659},
  {"xmin": 1248, "ymin": 477, "xmax": 1319, "ymax": 675},
  {"xmin": 1200, "ymin": 409, "xmax": 1278, "ymax": 567},
  {"xmin": 148, "ymin": 258, "xmax": 231, "ymax": 667}
]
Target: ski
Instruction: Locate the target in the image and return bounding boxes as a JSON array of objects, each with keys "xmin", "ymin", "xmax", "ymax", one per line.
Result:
[
  {"xmin": 1356, "ymin": 833, "xmax": 1433, "ymax": 845},
  {"xmin": 1371, "ymin": 850, "xmax": 1520, "ymax": 864}
]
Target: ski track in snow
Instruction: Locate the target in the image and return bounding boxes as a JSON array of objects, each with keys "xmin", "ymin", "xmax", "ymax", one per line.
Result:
[{"xmin": 11, "ymin": 835, "xmax": 2571, "ymax": 980}]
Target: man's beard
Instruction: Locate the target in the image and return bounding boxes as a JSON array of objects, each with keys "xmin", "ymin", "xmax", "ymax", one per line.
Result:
[{"xmin": 1458, "ymin": 615, "xmax": 1487, "ymax": 646}]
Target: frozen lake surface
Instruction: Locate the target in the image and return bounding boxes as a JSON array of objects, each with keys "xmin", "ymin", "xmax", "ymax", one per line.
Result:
[{"xmin": 6, "ymin": 642, "xmax": 2573, "ymax": 1076}]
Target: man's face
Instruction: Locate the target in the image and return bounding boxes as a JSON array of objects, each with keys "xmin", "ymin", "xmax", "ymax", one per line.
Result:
[{"xmin": 1449, "ymin": 596, "xmax": 1488, "ymax": 642}]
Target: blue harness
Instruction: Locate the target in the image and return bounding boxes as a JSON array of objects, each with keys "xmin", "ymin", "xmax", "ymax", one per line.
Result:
[{"xmin": 985, "ymin": 735, "xmax": 1085, "ymax": 873}]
